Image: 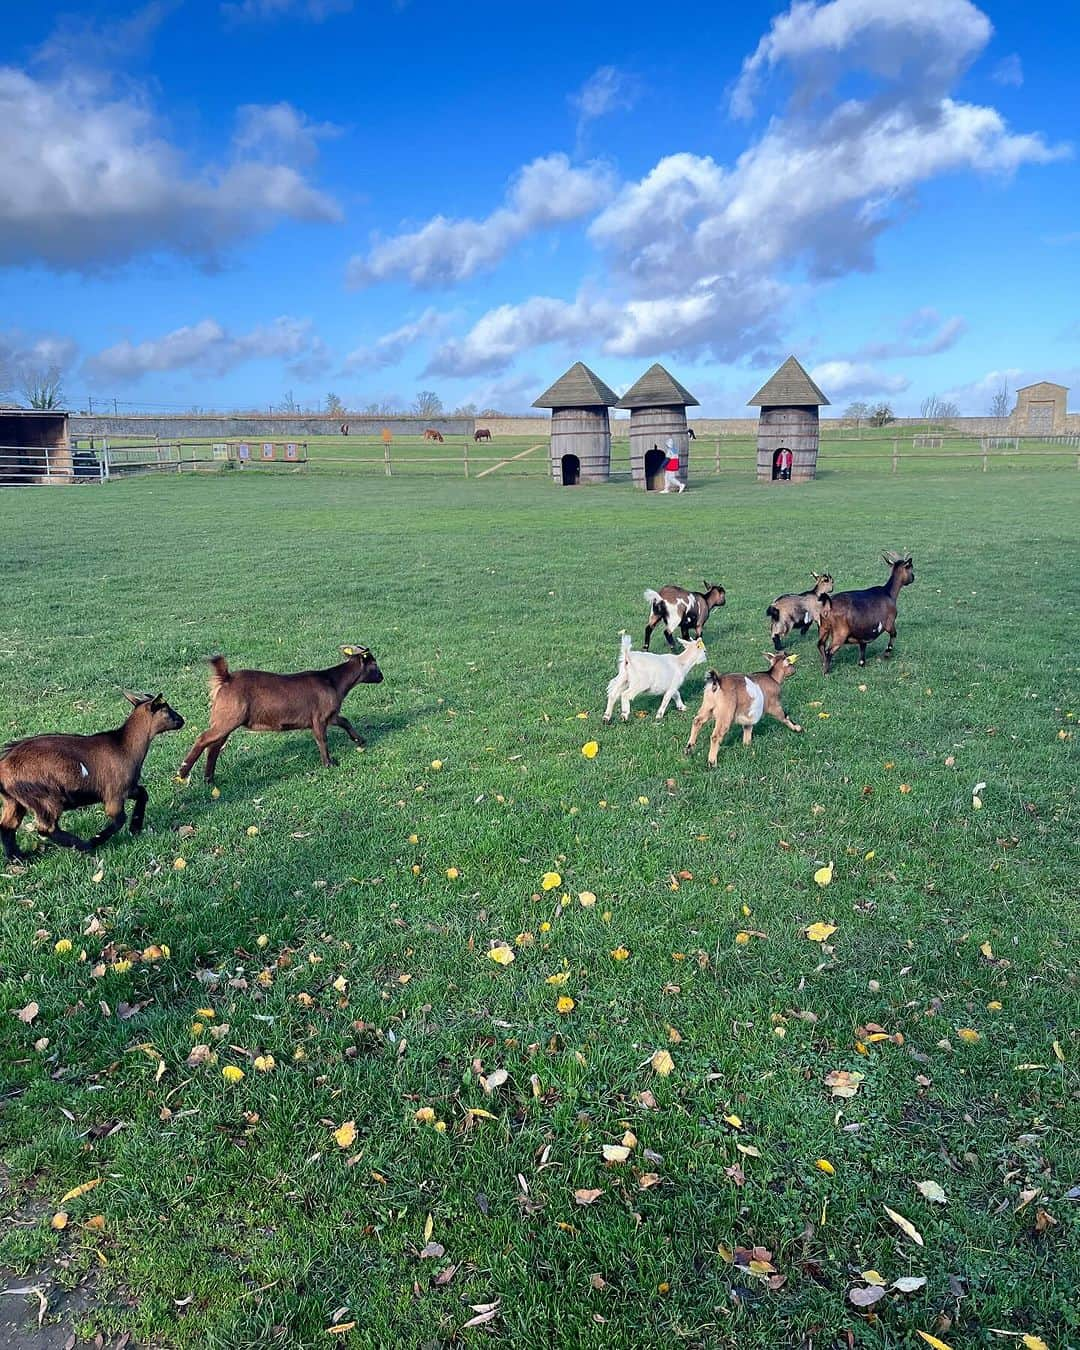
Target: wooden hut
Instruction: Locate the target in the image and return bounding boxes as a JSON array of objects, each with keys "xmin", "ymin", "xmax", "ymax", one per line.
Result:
[
  {"xmin": 533, "ymin": 362, "xmax": 619, "ymax": 485},
  {"xmin": 748, "ymin": 356, "xmax": 829, "ymax": 483},
  {"xmin": 616, "ymin": 364, "xmax": 699, "ymax": 491},
  {"xmin": 0, "ymin": 409, "xmax": 73, "ymax": 485}
]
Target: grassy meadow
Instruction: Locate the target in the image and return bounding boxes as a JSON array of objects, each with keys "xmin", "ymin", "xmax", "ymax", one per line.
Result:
[{"xmin": 1, "ymin": 466, "xmax": 1077, "ymax": 1349}]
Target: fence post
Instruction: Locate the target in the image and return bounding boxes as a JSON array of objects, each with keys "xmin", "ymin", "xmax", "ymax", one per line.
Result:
[
  {"xmin": 384, "ymin": 441, "xmax": 392, "ymax": 477},
  {"xmin": 463, "ymin": 437, "xmax": 470, "ymax": 478},
  {"xmin": 44, "ymin": 444, "xmax": 51, "ymax": 481},
  {"xmin": 891, "ymin": 439, "xmax": 898, "ymax": 474},
  {"xmin": 982, "ymin": 439, "xmax": 988, "ymax": 473},
  {"xmin": 715, "ymin": 438, "xmax": 720, "ymax": 474}
]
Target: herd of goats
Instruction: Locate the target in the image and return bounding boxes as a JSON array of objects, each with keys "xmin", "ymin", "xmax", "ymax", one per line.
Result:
[{"xmin": 0, "ymin": 556, "xmax": 914, "ymax": 862}]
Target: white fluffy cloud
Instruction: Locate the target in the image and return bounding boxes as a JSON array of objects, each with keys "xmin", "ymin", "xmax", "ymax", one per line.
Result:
[
  {"xmin": 222, "ymin": 0, "xmax": 353, "ymax": 22},
  {"xmin": 420, "ymin": 0, "xmax": 1064, "ymax": 378},
  {"xmin": 85, "ymin": 317, "xmax": 329, "ymax": 383},
  {"xmin": 729, "ymin": 0, "xmax": 992, "ymax": 118},
  {"xmin": 0, "ymin": 330, "xmax": 80, "ymax": 393},
  {"xmin": 343, "ymin": 309, "xmax": 450, "ymax": 371},
  {"xmin": 233, "ymin": 102, "xmax": 342, "ymax": 166},
  {"xmin": 0, "ymin": 68, "xmax": 341, "ymax": 270},
  {"xmin": 809, "ymin": 360, "xmax": 910, "ymax": 396},
  {"xmin": 346, "ymin": 154, "xmax": 615, "ymax": 288}
]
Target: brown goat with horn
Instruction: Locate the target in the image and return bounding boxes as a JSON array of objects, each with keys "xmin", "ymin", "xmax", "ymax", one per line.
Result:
[
  {"xmin": 0, "ymin": 693, "xmax": 185, "ymax": 860},
  {"xmin": 177, "ymin": 645, "xmax": 383, "ymax": 785},
  {"xmin": 817, "ymin": 553, "xmax": 915, "ymax": 674}
]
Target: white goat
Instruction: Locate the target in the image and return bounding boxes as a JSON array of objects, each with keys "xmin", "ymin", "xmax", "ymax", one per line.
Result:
[{"xmin": 603, "ymin": 633, "xmax": 707, "ymax": 723}]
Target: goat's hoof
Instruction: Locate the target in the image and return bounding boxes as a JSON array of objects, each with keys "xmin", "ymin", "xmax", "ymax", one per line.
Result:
[
  {"xmin": 791, "ymin": 724, "xmax": 803, "ymax": 733},
  {"xmin": 174, "ymin": 773, "xmax": 189, "ymax": 785},
  {"xmin": 326, "ymin": 757, "xmax": 338, "ymax": 767},
  {"xmin": 130, "ymin": 822, "xmax": 144, "ymax": 835},
  {"xmin": 683, "ymin": 745, "xmax": 693, "ymax": 757}
]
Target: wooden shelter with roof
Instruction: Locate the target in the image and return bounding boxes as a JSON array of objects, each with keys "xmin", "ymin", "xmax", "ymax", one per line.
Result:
[
  {"xmin": 748, "ymin": 356, "xmax": 829, "ymax": 483},
  {"xmin": 533, "ymin": 362, "xmax": 619, "ymax": 485},
  {"xmin": 0, "ymin": 408, "xmax": 74, "ymax": 485},
  {"xmin": 616, "ymin": 364, "xmax": 699, "ymax": 491}
]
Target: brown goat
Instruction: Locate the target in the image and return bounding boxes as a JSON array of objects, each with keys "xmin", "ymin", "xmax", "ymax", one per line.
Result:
[
  {"xmin": 817, "ymin": 554, "xmax": 915, "ymax": 674},
  {"xmin": 178, "ymin": 645, "xmax": 383, "ymax": 785},
  {"xmin": 684, "ymin": 652, "xmax": 802, "ymax": 766},
  {"xmin": 644, "ymin": 582, "xmax": 726, "ymax": 650},
  {"xmin": 0, "ymin": 693, "xmax": 185, "ymax": 860}
]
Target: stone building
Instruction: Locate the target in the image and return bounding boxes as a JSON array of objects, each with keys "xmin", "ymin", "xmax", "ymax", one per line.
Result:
[{"xmin": 1012, "ymin": 382, "xmax": 1069, "ymax": 436}]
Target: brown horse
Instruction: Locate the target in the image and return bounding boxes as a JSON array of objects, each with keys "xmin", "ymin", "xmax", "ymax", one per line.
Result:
[
  {"xmin": 423, "ymin": 428, "xmax": 444, "ymax": 443},
  {"xmin": 474, "ymin": 428, "xmax": 492, "ymax": 442}
]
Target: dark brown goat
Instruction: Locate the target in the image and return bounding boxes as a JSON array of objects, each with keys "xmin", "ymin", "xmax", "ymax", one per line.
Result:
[
  {"xmin": 178, "ymin": 645, "xmax": 383, "ymax": 784},
  {"xmin": 0, "ymin": 693, "xmax": 185, "ymax": 860},
  {"xmin": 817, "ymin": 554, "xmax": 915, "ymax": 674},
  {"xmin": 643, "ymin": 582, "xmax": 726, "ymax": 650}
]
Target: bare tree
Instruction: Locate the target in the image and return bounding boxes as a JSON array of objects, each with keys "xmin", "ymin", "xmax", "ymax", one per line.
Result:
[
  {"xmin": 19, "ymin": 365, "xmax": 66, "ymax": 410},
  {"xmin": 411, "ymin": 390, "xmax": 443, "ymax": 417},
  {"xmin": 362, "ymin": 400, "xmax": 398, "ymax": 415},
  {"xmin": 453, "ymin": 402, "xmax": 478, "ymax": 416},
  {"xmin": 920, "ymin": 394, "xmax": 959, "ymax": 425},
  {"xmin": 988, "ymin": 381, "xmax": 1011, "ymax": 420},
  {"xmin": 325, "ymin": 392, "xmax": 345, "ymax": 416},
  {"xmin": 844, "ymin": 400, "xmax": 870, "ymax": 427},
  {"xmin": 869, "ymin": 403, "xmax": 895, "ymax": 427}
]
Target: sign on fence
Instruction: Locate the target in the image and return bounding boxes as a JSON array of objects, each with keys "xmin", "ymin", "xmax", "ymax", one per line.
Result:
[
  {"xmin": 381, "ymin": 428, "xmax": 392, "ymax": 444},
  {"xmin": 237, "ymin": 443, "xmax": 250, "ymax": 462},
  {"xmin": 212, "ymin": 443, "xmax": 229, "ymax": 460},
  {"xmin": 261, "ymin": 442, "xmax": 274, "ymax": 460},
  {"xmin": 285, "ymin": 442, "xmax": 298, "ymax": 461}
]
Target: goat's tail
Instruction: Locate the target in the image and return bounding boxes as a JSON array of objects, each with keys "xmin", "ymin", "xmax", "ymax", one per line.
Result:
[
  {"xmin": 618, "ymin": 632, "xmax": 633, "ymax": 670},
  {"xmin": 765, "ymin": 604, "xmax": 780, "ymax": 621},
  {"xmin": 643, "ymin": 588, "xmax": 662, "ymax": 610},
  {"xmin": 207, "ymin": 654, "xmax": 232, "ymax": 700},
  {"xmin": 705, "ymin": 669, "xmax": 722, "ymax": 690}
]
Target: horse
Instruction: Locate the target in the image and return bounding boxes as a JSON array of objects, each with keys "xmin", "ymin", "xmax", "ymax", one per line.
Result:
[
  {"xmin": 474, "ymin": 428, "xmax": 492, "ymax": 442},
  {"xmin": 686, "ymin": 427, "xmax": 696, "ymax": 440},
  {"xmin": 340, "ymin": 423, "xmax": 349, "ymax": 436},
  {"xmin": 423, "ymin": 428, "xmax": 444, "ymax": 443}
]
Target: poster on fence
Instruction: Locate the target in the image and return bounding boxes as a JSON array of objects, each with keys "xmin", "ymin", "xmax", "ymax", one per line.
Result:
[
  {"xmin": 262, "ymin": 442, "xmax": 274, "ymax": 460},
  {"xmin": 212, "ymin": 442, "xmax": 229, "ymax": 460},
  {"xmin": 285, "ymin": 443, "xmax": 298, "ymax": 461},
  {"xmin": 237, "ymin": 443, "xmax": 250, "ymax": 463}
]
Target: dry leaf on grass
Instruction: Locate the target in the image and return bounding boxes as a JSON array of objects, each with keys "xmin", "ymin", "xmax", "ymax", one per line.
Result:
[
  {"xmin": 334, "ymin": 1120, "xmax": 357, "ymax": 1149},
  {"xmin": 650, "ymin": 1049, "xmax": 674, "ymax": 1077},
  {"xmin": 884, "ymin": 1204, "xmax": 924, "ymax": 1246},
  {"xmin": 574, "ymin": 1188, "xmax": 603, "ymax": 1205},
  {"xmin": 58, "ymin": 1179, "xmax": 101, "ymax": 1206},
  {"xmin": 805, "ymin": 923, "xmax": 837, "ymax": 942},
  {"xmin": 916, "ymin": 1180, "xmax": 947, "ymax": 1204},
  {"xmin": 849, "ymin": 1284, "xmax": 887, "ymax": 1308},
  {"xmin": 824, "ymin": 1069, "xmax": 864, "ymax": 1098}
]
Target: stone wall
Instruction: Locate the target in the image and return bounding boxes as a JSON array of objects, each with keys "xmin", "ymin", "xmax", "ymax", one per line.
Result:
[{"xmin": 70, "ymin": 414, "xmax": 474, "ymax": 440}]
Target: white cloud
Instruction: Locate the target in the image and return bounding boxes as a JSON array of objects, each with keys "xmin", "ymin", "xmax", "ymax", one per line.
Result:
[
  {"xmin": 730, "ymin": 0, "xmax": 992, "ymax": 118},
  {"xmin": 222, "ymin": 0, "xmax": 353, "ymax": 22},
  {"xmin": 855, "ymin": 308, "xmax": 967, "ymax": 360},
  {"xmin": 0, "ymin": 67, "xmax": 341, "ymax": 271},
  {"xmin": 571, "ymin": 66, "xmax": 639, "ymax": 145},
  {"xmin": 992, "ymin": 54, "xmax": 1023, "ymax": 88},
  {"xmin": 342, "ymin": 308, "xmax": 450, "ymax": 370},
  {"xmin": 85, "ymin": 317, "xmax": 329, "ymax": 383},
  {"xmin": 233, "ymin": 102, "xmax": 343, "ymax": 166},
  {"xmin": 1, "ymin": 329, "xmax": 80, "ymax": 395},
  {"xmin": 809, "ymin": 359, "xmax": 910, "ymax": 396},
  {"xmin": 346, "ymin": 154, "xmax": 615, "ymax": 288}
]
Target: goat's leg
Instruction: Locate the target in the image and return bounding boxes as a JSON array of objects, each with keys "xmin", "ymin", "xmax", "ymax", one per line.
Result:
[
  {"xmin": 772, "ymin": 632, "xmax": 784, "ymax": 651},
  {"xmin": 90, "ymin": 799, "xmax": 127, "ymax": 848},
  {"xmin": 643, "ymin": 614, "xmax": 661, "ymax": 650},
  {"xmin": 1, "ymin": 796, "xmax": 27, "ymax": 861},
  {"xmin": 857, "ymin": 641, "xmax": 868, "ymax": 666},
  {"xmin": 742, "ymin": 725, "xmax": 754, "ymax": 746},
  {"xmin": 769, "ymin": 708, "xmax": 803, "ymax": 733},
  {"xmin": 707, "ymin": 703, "xmax": 735, "ymax": 768},
  {"xmin": 818, "ymin": 628, "xmax": 836, "ymax": 675},
  {"xmin": 178, "ymin": 727, "xmax": 228, "ymax": 781},
  {"xmin": 128, "ymin": 784, "xmax": 149, "ymax": 834},
  {"xmin": 619, "ymin": 691, "xmax": 632, "ymax": 721},
  {"xmin": 883, "ymin": 622, "xmax": 897, "ymax": 657},
  {"xmin": 311, "ymin": 717, "xmax": 336, "ymax": 767},
  {"xmin": 202, "ymin": 736, "xmax": 232, "ymax": 784},
  {"xmin": 38, "ymin": 811, "xmax": 94, "ymax": 852},
  {"xmin": 331, "ymin": 713, "xmax": 365, "ymax": 747},
  {"xmin": 672, "ymin": 690, "xmax": 687, "ymax": 711},
  {"xmin": 602, "ymin": 682, "xmax": 622, "ymax": 724},
  {"xmin": 684, "ymin": 706, "xmax": 711, "ymax": 756}
]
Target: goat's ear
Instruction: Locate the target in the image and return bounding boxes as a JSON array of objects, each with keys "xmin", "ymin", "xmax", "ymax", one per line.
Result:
[
  {"xmin": 810, "ymin": 570, "xmax": 820, "ymax": 580},
  {"xmin": 123, "ymin": 689, "xmax": 148, "ymax": 707},
  {"xmin": 150, "ymin": 693, "xmax": 165, "ymax": 709}
]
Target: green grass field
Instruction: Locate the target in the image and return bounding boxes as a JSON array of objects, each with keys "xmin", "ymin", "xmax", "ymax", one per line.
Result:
[{"xmin": 1, "ymin": 469, "xmax": 1077, "ymax": 1349}]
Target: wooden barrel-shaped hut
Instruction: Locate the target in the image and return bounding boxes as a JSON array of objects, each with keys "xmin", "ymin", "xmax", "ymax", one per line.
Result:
[
  {"xmin": 748, "ymin": 356, "xmax": 829, "ymax": 483},
  {"xmin": 616, "ymin": 365, "xmax": 699, "ymax": 490},
  {"xmin": 533, "ymin": 362, "xmax": 618, "ymax": 485}
]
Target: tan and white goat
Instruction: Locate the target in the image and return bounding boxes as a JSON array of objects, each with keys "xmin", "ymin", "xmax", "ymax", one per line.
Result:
[
  {"xmin": 603, "ymin": 633, "xmax": 707, "ymax": 723},
  {"xmin": 684, "ymin": 651, "xmax": 802, "ymax": 766}
]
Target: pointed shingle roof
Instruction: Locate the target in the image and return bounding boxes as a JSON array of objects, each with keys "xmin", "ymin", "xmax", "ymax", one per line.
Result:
[
  {"xmin": 615, "ymin": 363, "xmax": 699, "ymax": 409},
  {"xmin": 748, "ymin": 355, "xmax": 830, "ymax": 407},
  {"xmin": 533, "ymin": 362, "xmax": 619, "ymax": 409}
]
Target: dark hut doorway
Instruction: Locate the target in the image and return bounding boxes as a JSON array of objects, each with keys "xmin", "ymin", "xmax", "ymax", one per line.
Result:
[
  {"xmin": 560, "ymin": 453, "xmax": 581, "ymax": 485},
  {"xmin": 644, "ymin": 446, "xmax": 666, "ymax": 491},
  {"xmin": 772, "ymin": 447, "xmax": 792, "ymax": 481}
]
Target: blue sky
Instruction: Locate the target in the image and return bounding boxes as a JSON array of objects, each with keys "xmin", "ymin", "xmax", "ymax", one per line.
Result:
[{"xmin": 1, "ymin": 0, "xmax": 1077, "ymax": 416}]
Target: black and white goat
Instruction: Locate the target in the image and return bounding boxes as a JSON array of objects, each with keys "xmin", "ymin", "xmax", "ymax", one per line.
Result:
[
  {"xmin": 603, "ymin": 634, "xmax": 707, "ymax": 723},
  {"xmin": 765, "ymin": 572, "xmax": 834, "ymax": 650},
  {"xmin": 643, "ymin": 582, "xmax": 725, "ymax": 650}
]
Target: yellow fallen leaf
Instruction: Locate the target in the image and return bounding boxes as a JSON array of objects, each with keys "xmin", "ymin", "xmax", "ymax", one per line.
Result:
[
  {"xmin": 736, "ymin": 1143, "xmax": 761, "ymax": 1157},
  {"xmin": 545, "ymin": 971, "xmax": 569, "ymax": 987},
  {"xmin": 824, "ymin": 1069, "xmax": 864, "ymax": 1098},
  {"xmin": 815, "ymin": 1159, "xmax": 835, "ymax": 1175},
  {"xmin": 414, "ymin": 1107, "xmax": 436, "ymax": 1123},
  {"xmin": 581, "ymin": 741, "xmax": 599, "ymax": 760},
  {"xmin": 91, "ymin": 868, "xmax": 105, "ymax": 883},
  {"xmin": 638, "ymin": 1172, "xmax": 662, "ymax": 1188},
  {"xmin": 84, "ymin": 1215, "xmax": 105, "ymax": 1232},
  {"xmin": 578, "ymin": 892, "xmax": 596, "ymax": 907},
  {"xmin": 957, "ymin": 1028, "xmax": 982, "ymax": 1043},
  {"xmin": 466, "ymin": 1108, "xmax": 496, "ymax": 1120},
  {"xmin": 541, "ymin": 871, "xmax": 562, "ymax": 890},
  {"xmin": 51, "ymin": 1212, "xmax": 69, "ymax": 1230},
  {"xmin": 723, "ymin": 1114, "xmax": 742, "ymax": 1129},
  {"xmin": 334, "ymin": 1120, "xmax": 357, "ymax": 1149},
  {"xmin": 328, "ymin": 1323, "xmax": 356, "ymax": 1336},
  {"xmin": 54, "ymin": 939, "xmax": 73, "ymax": 954},
  {"xmin": 805, "ymin": 922, "xmax": 837, "ymax": 942},
  {"xmin": 813, "ymin": 862, "xmax": 834, "ymax": 887},
  {"xmin": 445, "ymin": 867, "xmax": 459, "ymax": 880},
  {"xmin": 1052, "ymin": 1040, "xmax": 1065, "ymax": 1062},
  {"xmin": 557, "ymin": 996, "xmax": 575, "ymax": 1014},
  {"xmin": 58, "ymin": 1179, "xmax": 101, "ymax": 1206},
  {"xmin": 987, "ymin": 1001, "xmax": 1002, "ymax": 1011},
  {"xmin": 602, "ymin": 1144, "xmax": 630, "ymax": 1163},
  {"xmin": 488, "ymin": 944, "xmax": 515, "ymax": 966},
  {"xmin": 253, "ymin": 1055, "xmax": 275, "ymax": 1072},
  {"xmin": 430, "ymin": 760, "xmax": 443, "ymax": 770},
  {"xmin": 610, "ymin": 947, "xmax": 630, "ymax": 961},
  {"xmin": 884, "ymin": 1204, "xmax": 924, "ymax": 1246},
  {"xmin": 1021, "ymin": 1337, "xmax": 1049, "ymax": 1350},
  {"xmin": 980, "ymin": 941, "xmax": 993, "ymax": 958},
  {"xmin": 916, "ymin": 1179, "xmax": 947, "ymax": 1204},
  {"xmin": 650, "ymin": 1049, "xmax": 674, "ymax": 1077},
  {"xmin": 916, "ymin": 1334, "xmax": 953, "ymax": 1350},
  {"xmin": 222, "ymin": 1065, "xmax": 244, "ymax": 1084},
  {"xmin": 861, "ymin": 1269, "xmax": 885, "ymax": 1285},
  {"xmin": 735, "ymin": 931, "xmax": 751, "ymax": 945}
]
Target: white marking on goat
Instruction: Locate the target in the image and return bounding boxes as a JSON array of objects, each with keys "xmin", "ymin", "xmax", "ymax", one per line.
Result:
[
  {"xmin": 741, "ymin": 678, "xmax": 764, "ymax": 726},
  {"xmin": 873, "ymin": 622, "xmax": 882, "ymax": 635},
  {"xmin": 79, "ymin": 761, "xmax": 89, "ymax": 778}
]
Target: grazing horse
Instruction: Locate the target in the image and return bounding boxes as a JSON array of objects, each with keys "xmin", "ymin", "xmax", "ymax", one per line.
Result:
[
  {"xmin": 423, "ymin": 428, "xmax": 444, "ymax": 443},
  {"xmin": 340, "ymin": 422, "xmax": 349, "ymax": 436},
  {"xmin": 474, "ymin": 428, "xmax": 492, "ymax": 442}
]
